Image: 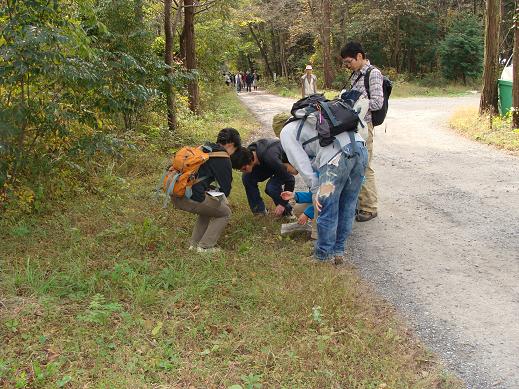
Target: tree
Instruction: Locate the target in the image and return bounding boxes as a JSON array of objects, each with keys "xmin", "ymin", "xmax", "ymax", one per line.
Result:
[
  {"xmin": 184, "ymin": 0, "xmax": 199, "ymax": 113},
  {"xmin": 513, "ymin": 2, "xmax": 519, "ymax": 128},
  {"xmin": 164, "ymin": 0, "xmax": 183, "ymax": 132},
  {"xmin": 439, "ymin": 15, "xmax": 484, "ymax": 83},
  {"xmin": 480, "ymin": 0, "xmax": 501, "ymax": 114}
]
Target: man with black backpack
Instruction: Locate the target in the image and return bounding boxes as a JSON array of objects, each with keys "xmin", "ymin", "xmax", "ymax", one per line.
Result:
[{"xmin": 341, "ymin": 42, "xmax": 387, "ymax": 222}]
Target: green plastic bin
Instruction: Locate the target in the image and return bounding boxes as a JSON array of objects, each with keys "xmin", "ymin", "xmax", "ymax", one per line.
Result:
[{"xmin": 498, "ymin": 79, "xmax": 513, "ymax": 116}]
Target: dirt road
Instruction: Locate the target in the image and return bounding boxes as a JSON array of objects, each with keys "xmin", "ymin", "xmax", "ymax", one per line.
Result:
[{"xmin": 237, "ymin": 91, "xmax": 519, "ymax": 389}]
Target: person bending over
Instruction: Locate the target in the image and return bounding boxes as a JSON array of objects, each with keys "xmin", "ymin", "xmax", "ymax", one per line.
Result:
[{"xmin": 231, "ymin": 138, "xmax": 296, "ymax": 217}]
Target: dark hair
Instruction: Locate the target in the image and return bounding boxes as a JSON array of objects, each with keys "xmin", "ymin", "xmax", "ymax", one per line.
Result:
[
  {"xmin": 217, "ymin": 127, "xmax": 241, "ymax": 148},
  {"xmin": 340, "ymin": 42, "xmax": 365, "ymax": 59},
  {"xmin": 230, "ymin": 147, "xmax": 253, "ymax": 169}
]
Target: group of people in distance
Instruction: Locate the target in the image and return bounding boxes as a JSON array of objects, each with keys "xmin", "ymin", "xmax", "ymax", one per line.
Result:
[
  {"xmin": 225, "ymin": 70, "xmax": 259, "ymax": 93},
  {"xmin": 173, "ymin": 42, "xmax": 383, "ymax": 264}
]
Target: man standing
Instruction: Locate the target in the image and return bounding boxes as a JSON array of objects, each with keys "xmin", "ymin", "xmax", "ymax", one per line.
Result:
[
  {"xmin": 231, "ymin": 139, "xmax": 295, "ymax": 217},
  {"xmin": 301, "ymin": 65, "xmax": 317, "ymax": 98},
  {"xmin": 340, "ymin": 42, "xmax": 384, "ymax": 222},
  {"xmin": 172, "ymin": 128, "xmax": 242, "ymax": 253}
]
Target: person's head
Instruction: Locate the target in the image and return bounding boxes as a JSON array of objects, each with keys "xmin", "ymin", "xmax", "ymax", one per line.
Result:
[
  {"xmin": 231, "ymin": 147, "xmax": 256, "ymax": 173},
  {"xmin": 305, "ymin": 64, "xmax": 313, "ymax": 74},
  {"xmin": 340, "ymin": 42, "xmax": 366, "ymax": 71},
  {"xmin": 217, "ymin": 127, "xmax": 241, "ymax": 155}
]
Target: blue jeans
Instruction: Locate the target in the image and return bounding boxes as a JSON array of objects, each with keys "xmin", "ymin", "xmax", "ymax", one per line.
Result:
[
  {"xmin": 242, "ymin": 166, "xmax": 294, "ymax": 215},
  {"xmin": 314, "ymin": 142, "xmax": 368, "ymax": 260}
]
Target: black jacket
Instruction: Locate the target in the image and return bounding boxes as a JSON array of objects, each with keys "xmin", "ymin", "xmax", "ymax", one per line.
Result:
[
  {"xmin": 190, "ymin": 143, "xmax": 232, "ymax": 202},
  {"xmin": 248, "ymin": 139, "xmax": 295, "ymax": 192}
]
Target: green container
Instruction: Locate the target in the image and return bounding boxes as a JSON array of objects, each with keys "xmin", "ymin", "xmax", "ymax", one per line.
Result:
[{"xmin": 498, "ymin": 79, "xmax": 513, "ymax": 116}]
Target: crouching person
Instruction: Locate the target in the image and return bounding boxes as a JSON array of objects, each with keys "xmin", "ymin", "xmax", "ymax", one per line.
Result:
[
  {"xmin": 280, "ymin": 190, "xmax": 317, "ymax": 239},
  {"xmin": 231, "ymin": 138, "xmax": 295, "ymax": 217},
  {"xmin": 170, "ymin": 128, "xmax": 241, "ymax": 253}
]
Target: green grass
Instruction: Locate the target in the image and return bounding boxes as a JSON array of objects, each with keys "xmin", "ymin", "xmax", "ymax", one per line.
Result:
[
  {"xmin": 449, "ymin": 107, "xmax": 519, "ymax": 152},
  {"xmin": 0, "ymin": 89, "xmax": 462, "ymax": 388}
]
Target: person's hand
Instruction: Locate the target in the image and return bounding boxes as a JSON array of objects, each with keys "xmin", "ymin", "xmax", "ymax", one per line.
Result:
[
  {"xmin": 297, "ymin": 214, "xmax": 309, "ymax": 225},
  {"xmin": 274, "ymin": 204, "xmax": 286, "ymax": 216},
  {"xmin": 280, "ymin": 191, "xmax": 294, "ymax": 201}
]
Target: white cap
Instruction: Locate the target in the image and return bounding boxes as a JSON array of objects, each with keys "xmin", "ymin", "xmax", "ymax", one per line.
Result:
[{"xmin": 305, "ymin": 65, "xmax": 313, "ymax": 70}]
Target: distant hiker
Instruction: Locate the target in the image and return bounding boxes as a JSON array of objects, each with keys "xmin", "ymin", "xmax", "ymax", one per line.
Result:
[
  {"xmin": 253, "ymin": 71, "xmax": 259, "ymax": 90},
  {"xmin": 301, "ymin": 65, "xmax": 317, "ymax": 98},
  {"xmin": 280, "ymin": 94, "xmax": 369, "ymax": 264},
  {"xmin": 169, "ymin": 128, "xmax": 242, "ymax": 253},
  {"xmin": 224, "ymin": 73, "xmax": 231, "ymax": 86},
  {"xmin": 246, "ymin": 71, "xmax": 254, "ymax": 92},
  {"xmin": 241, "ymin": 72, "xmax": 247, "ymax": 90},
  {"xmin": 235, "ymin": 72, "xmax": 242, "ymax": 92},
  {"xmin": 341, "ymin": 41, "xmax": 384, "ymax": 222},
  {"xmin": 231, "ymin": 139, "xmax": 296, "ymax": 217}
]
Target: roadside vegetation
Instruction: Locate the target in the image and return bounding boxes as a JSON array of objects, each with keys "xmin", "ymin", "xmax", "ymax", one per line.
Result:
[
  {"xmin": 263, "ymin": 77, "xmax": 480, "ymax": 100},
  {"xmin": 449, "ymin": 107, "xmax": 519, "ymax": 152},
  {"xmin": 0, "ymin": 88, "xmax": 464, "ymax": 388}
]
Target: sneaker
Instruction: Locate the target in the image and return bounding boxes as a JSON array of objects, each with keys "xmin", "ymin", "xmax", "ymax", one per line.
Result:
[
  {"xmin": 355, "ymin": 210, "xmax": 378, "ymax": 222},
  {"xmin": 280, "ymin": 222, "xmax": 312, "ymax": 236},
  {"xmin": 196, "ymin": 246, "xmax": 221, "ymax": 254},
  {"xmin": 333, "ymin": 255, "xmax": 344, "ymax": 266},
  {"xmin": 253, "ymin": 209, "xmax": 269, "ymax": 216},
  {"xmin": 307, "ymin": 255, "xmax": 332, "ymax": 265},
  {"xmin": 188, "ymin": 245, "xmax": 196, "ymax": 251}
]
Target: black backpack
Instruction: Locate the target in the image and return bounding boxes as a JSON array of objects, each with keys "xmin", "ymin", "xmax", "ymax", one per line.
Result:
[
  {"xmin": 363, "ymin": 66, "xmax": 392, "ymax": 126},
  {"xmin": 289, "ymin": 93, "xmax": 361, "ymax": 147}
]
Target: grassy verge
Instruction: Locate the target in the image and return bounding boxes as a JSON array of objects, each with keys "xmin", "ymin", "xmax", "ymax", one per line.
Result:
[
  {"xmin": 0, "ymin": 89, "xmax": 462, "ymax": 388},
  {"xmin": 263, "ymin": 80, "xmax": 478, "ymax": 100},
  {"xmin": 449, "ymin": 107, "xmax": 519, "ymax": 152}
]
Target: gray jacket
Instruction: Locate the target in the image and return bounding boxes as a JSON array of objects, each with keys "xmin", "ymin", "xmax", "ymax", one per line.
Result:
[{"xmin": 280, "ymin": 98, "xmax": 368, "ymax": 193}]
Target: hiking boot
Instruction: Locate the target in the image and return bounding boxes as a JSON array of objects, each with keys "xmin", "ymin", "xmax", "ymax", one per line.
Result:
[
  {"xmin": 355, "ymin": 210, "xmax": 378, "ymax": 222},
  {"xmin": 307, "ymin": 255, "xmax": 332, "ymax": 265},
  {"xmin": 333, "ymin": 255, "xmax": 344, "ymax": 266},
  {"xmin": 253, "ymin": 209, "xmax": 269, "ymax": 216},
  {"xmin": 280, "ymin": 222, "xmax": 312, "ymax": 237},
  {"xmin": 196, "ymin": 246, "xmax": 222, "ymax": 254}
]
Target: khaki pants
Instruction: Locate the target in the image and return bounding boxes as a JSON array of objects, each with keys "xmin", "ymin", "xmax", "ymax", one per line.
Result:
[
  {"xmin": 358, "ymin": 123, "xmax": 377, "ymax": 213},
  {"xmin": 293, "ymin": 203, "xmax": 318, "ymax": 240},
  {"xmin": 173, "ymin": 195, "xmax": 231, "ymax": 249}
]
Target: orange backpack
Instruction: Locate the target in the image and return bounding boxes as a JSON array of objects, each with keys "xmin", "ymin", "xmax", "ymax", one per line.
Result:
[{"xmin": 159, "ymin": 145, "xmax": 229, "ymax": 207}]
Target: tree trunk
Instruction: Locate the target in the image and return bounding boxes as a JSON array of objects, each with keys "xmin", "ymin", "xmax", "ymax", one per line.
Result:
[
  {"xmin": 164, "ymin": 0, "xmax": 176, "ymax": 132},
  {"xmin": 321, "ymin": 0, "xmax": 335, "ymax": 88},
  {"xmin": 184, "ymin": 0, "xmax": 199, "ymax": 113},
  {"xmin": 164, "ymin": 0, "xmax": 183, "ymax": 132},
  {"xmin": 392, "ymin": 14, "xmax": 401, "ymax": 70},
  {"xmin": 248, "ymin": 24, "xmax": 274, "ymax": 79},
  {"xmin": 279, "ymin": 32, "xmax": 289, "ymax": 78},
  {"xmin": 513, "ymin": 2, "xmax": 519, "ymax": 127},
  {"xmin": 134, "ymin": 0, "xmax": 144, "ymax": 24},
  {"xmin": 480, "ymin": 0, "xmax": 501, "ymax": 114}
]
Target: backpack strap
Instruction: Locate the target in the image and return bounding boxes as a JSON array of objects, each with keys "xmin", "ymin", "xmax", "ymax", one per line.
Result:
[
  {"xmin": 363, "ymin": 66, "xmax": 375, "ymax": 99},
  {"xmin": 207, "ymin": 151, "xmax": 230, "ymax": 158}
]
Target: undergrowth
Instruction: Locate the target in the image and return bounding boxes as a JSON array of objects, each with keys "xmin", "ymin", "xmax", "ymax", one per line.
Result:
[
  {"xmin": 0, "ymin": 89, "xmax": 462, "ymax": 388},
  {"xmin": 449, "ymin": 107, "xmax": 519, "ymax": 152}
]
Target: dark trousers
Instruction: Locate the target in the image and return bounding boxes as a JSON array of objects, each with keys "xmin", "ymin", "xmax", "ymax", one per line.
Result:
[
  {"xmin": 242, "ymin": 166, "xmax": 294, "ymax": 215},
  {"xmin": 246, "ymin": 83, "xmax": 252, "ymax": 92}
]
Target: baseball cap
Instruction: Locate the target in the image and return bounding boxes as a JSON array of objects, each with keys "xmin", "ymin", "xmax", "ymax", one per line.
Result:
[{"xmin": 305, "ymin": 65, "xmax": 313, "ymax": 70}]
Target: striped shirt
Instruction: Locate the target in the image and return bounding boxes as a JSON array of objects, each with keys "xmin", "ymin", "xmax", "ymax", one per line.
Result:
[{"xmin": 350, "ymin": 63, "xmax": 384, "ymax": 124}]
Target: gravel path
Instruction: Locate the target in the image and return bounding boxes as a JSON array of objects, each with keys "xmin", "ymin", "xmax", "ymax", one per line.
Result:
[{"xmin": 237, "ymin": 90, "xmax": 519, "ymax": 389}]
